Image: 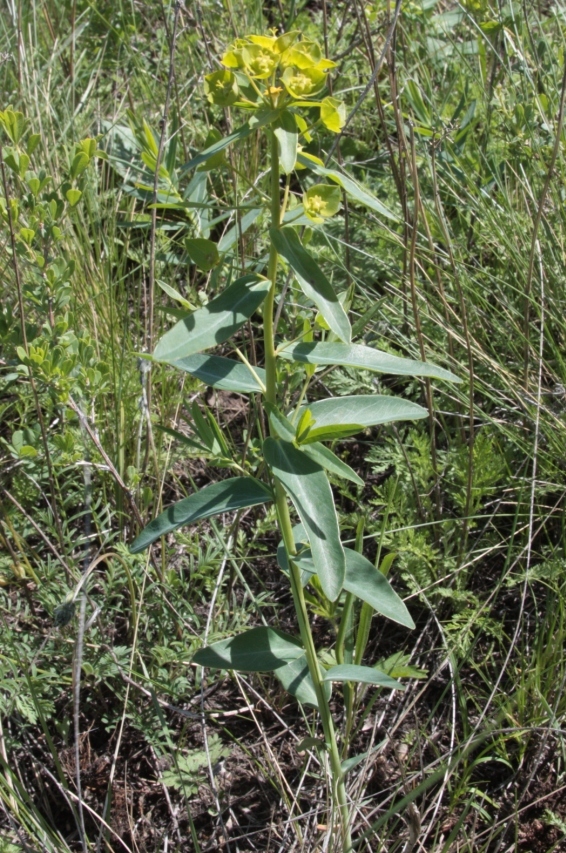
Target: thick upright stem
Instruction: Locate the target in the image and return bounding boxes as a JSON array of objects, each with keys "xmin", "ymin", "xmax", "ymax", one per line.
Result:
[
  {"xmin": 278, "ymin": 490, "xmax": 352, "ymax": 849},
  {"xmin": 263, "ymin": 130, "xmax": 353, "ymax": 852},
  {"xmin": 263, "ymin": 131, "xmax": 281, "ymax": 406}
]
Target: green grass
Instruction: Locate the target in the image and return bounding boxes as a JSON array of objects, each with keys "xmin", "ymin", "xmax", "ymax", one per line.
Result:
[{"xmin": 2, "ymin": 0, "xmax": 566, "ymax": 850}]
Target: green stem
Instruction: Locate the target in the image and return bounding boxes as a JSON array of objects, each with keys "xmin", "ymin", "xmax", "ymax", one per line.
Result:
[
  {"xmin": 339, "ymin": 516, "xmax": 365, "ymax": 755},
  {"xmin": 263, "ymin": 129, "xmax": 353, "ymax": 852},
  {"xmin": 337, "ymin": 590, "xmax": 355, "ymax": 759},
  {"xmin": 336, "ymin": 593, "xmax": 355, "ymax": 666},
  {"xmin": 263, "ymin": 131, "xmax": 280, "ymax": 405},
  {"xmin": 275, "ymin": 486, "xmax": 352, "ymax": 850}
]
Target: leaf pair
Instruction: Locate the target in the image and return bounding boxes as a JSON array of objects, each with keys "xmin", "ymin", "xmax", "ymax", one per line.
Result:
[
  {"xmin": 277, "ymin": 529, "xmax": 414, "ymax": 629},
  {"xmin": 192, "ymin": 626, "xmax": 404, "ymax": 707}
]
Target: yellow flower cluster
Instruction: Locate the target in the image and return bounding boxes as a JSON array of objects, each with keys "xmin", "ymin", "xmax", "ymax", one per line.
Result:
[
  {"xmin": 204, "ymin": 30, "xmax": 337, "ymax": 107},
  {"xmin": 223, "ymin": 31, "xmax": 335, "ymax": 99}
]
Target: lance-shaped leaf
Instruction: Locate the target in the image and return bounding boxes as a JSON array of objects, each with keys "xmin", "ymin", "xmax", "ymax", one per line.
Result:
[
  {"xmin": 266, "ymin": 403, "xmax": 363, "ymax": 485},
  {"xmin": 300, "ymin": 441, "xmax": 363, "ymax": 485},
  {"xmin": 274, "ymin": 654, "xmax": 319, "ymax": 707},
  {"xmin": 154, "ymin": 274, "xmax": 270, "ymax": 363},
  {"xmin": 274, "ymin": 110, "xmax": 298, "ymax": 174},
  {"xmin": 130, "ymin": 477, "xmax": 272, "ymax": 553},
  {"xmin": 298, "ymin": 395, "xmax": 428, "ymax": 440},
  {"xmin": 264, "ymin": 437, "xmax": 345, "ymax": 601},
  {"xmin": 193, "ymin": 627, "xmax": 304, "ymax": 671},
  {"xmin": 269, "ymin": 227, "xmax": 351, "ymax": 344},
  {"xmin": 171, "ymin": 354, "xmax": 266, "ymax": 393},
  {"xmin": 342, "ymin": 549, "xmax": 414, "ymax": 628},
  {"xmin": 297, "ymin": 152, "xmax": 398, "ymax": 222},
  {"xmin": 277, "ymin": 526, "xmax": 414, "ymax": 628},
  {"xmin": 278, "ymin": 341, "xmax": 460, "ymax": 383},
  {"xmin": 322, "ymin": 664, "xmax": 404, "ymax": 690}
]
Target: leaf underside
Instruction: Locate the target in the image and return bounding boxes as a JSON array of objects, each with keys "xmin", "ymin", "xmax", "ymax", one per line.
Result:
[
  {"xmin": 301, "ymin": 395, "xmax": 428, "ymax": 430},
  {"xmin": 274, "ymin": 654, "xmax": 319, "ymax": 707}
]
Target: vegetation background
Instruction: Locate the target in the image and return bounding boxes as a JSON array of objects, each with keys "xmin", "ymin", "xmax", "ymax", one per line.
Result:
[{"xmin": 1, "ymin": 0, "xmax": 566, "ymax": 850}]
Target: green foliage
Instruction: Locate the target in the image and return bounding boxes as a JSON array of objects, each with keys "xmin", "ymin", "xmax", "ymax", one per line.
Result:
[
  {"xmin": 122, "ymin": 23, "xmax": 462, "ymax": 849},
  {"xmin": 3, "ymin": 1, "xmax": 566, "ymax": 851},
  {"xmin": 161, "ymin": 735, "xmax": 230, "ymax": 794}
]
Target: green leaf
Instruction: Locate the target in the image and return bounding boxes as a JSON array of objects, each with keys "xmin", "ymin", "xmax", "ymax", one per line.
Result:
[
  {"xmin": 342, "ymin": 549, "xmax": 414, "ymax": 628},
  {"xmin": 18, "ymin": 228, "xmax": 35, "ymax": 245},
  {"xmin": 299, "ymin": 442, "xmax": 364, "ymax": 486},
  {"xmin": 299, "ymin": 424, "xmax": 364, "ymax": 443},
  {"xmin": 204, "ymin": 69, "xmax": 239, "ymax": 106},
  {"xmin": 162, "ymin": 735, "xmax": 229, "ymax": 794},
  {"xmin": 139, "ymin": 120, "xmax": 158, "ymax": 156},
  {"xmin": 263, "ymin": 437, "xmax": 345, "ymax": 601},
  {"xmin": 16, "ymin": 152, "xmax": 29, "ymax": 177},
  {"xmin": 218, "ymin": 207, "xmax": 262, "ymax": 253},
  {"xmin": 299, "ymin": 395, "xmax": 428, "ymax": 438},
  {"xmin": 181, "ymin": 126, "xmax": 253, "ymax": 173},
  {"xmin": 171, "ymin": 354, "xmax": 266, "ymax": 393},
  {"xmin": 297, "ymin": 737, "xmax": 327, "ymax": 753},
  {"xmin": 193, "ymin": 627, "xmax": 304, "ymax": 672},
  {"xmin": 129, "ymin": 477, "xmax": 272, "ymax": 553},
  {"xmin": 0, "ymin": 109, "xmax": 26, "ymax": 144},
  {"xmin": 197, "ymin": 128, "xmax": 226, "ymax": 171},
  {"xmin": 274, "ymin": 110, "xmax": 298, "ymax": 174},
  {"xmin": 265, "ymin": 403, "xmax": 296, "ymax": 441},
  {"xmin": 376, "ymin": 651, "xmax": 427, "ymax": 680},
  {"xmin": 277, "ymin": 528, "xmax": 414, "ymax": 628},
  {"xmin": 185, "ymin": 237, "xmax": 220, "ymax": 271},
  {"xmin": 27, "ymin": 132, "xmax": 41, "ymax": 156},
  {"xmin": 191, "ymin": 401, "xmax": 222, "ymax": 454},
  {"xmin": 341, "ymin": 752, "xmax": 369, "ymax": 776},
  {"xmin": 378, "ymin": 551, "xmax": 397, "ymax": 578},
  {"xmin": 204, "ymin": 405, "xmax": 231, "ymax": 457},
  {"xmin": 269, "ymin": 227, "xmax": 351, "ymax": 343},
  {"xmin": 65, "ymin": 188, "xmax": 82, "ymax": 207},
  {"xmin": 266, "ymin": 404, "xmax": 363, "ymax": 485},
  {"xmin": 156, "ymin": 425, "xmax": 210, "ymax": 454},
  {"xmin": 278, "ymin": 341, "xmax": 460, "ymax": 382},
  {"xmin": 276, "ymin": 533, "xmax": 314, "ymax": 584},
  {"xmin": 153, "ymin": 274, "xmax": 269, "ymax": 363},
  {"xmin": 297, "ymin": 152, "xmax": 399, "ymax": 222},
  {"xmin": 322, "ymin": 664, "xmax": 404, "ymax": 690},
  {"xmin": 341, "ymin": 743, "xmax": 386, "ymax": 776},
  {"xmin": 70, "ymin": 151, "xmax": 89, "ymax": 179},
  {"xmin": 405, "ymin": 80, "xmax": 431, "ymax": 127},
  {"xmin": 157, "ymin": 280, "xmax": 195, "ymax": 310},
  {"xmin": 274, "ymin": 654, "xmax": 319, "ymax": 707}
]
